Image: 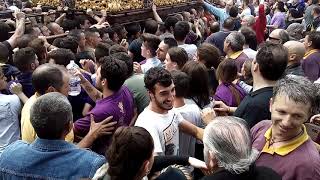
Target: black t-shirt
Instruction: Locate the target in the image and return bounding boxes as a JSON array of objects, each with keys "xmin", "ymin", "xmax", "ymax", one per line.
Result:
[
  {"xmin": 234, "ymin": 87, "xmax": 273, "ymax": 128},
  {"xmin": 201, "ymin": 165, "xmax": 281, "ymax": 180}
]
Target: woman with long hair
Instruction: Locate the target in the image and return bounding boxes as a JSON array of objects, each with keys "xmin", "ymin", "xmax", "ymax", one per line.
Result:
[{"xmin": 214, "ymin": 59, "xmax": 247, "ymax": 107}]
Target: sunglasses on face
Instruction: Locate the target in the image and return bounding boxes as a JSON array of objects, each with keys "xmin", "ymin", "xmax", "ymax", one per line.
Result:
[{"xmin": 268, "ymin": 36, "xmax": 281, "ymax": 41}]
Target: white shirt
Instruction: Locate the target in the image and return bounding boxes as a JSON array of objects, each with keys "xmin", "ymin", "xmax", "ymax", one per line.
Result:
[
  {"xmin": 174, "ymin": 103, "xmax": 202, "ymax": 157},
  {"xmin": 141, "ymin": 57, "xmax": 162, "ymax": 74},
  {"xmin": 0, "ymin": 94, "xmax": 21, "ymax": 153},
  {"xmin": 243, "ymin": 48, "xmax": 257, "ymax": 60},
  {"xmin": 241, "ymin": 8, "xmax": 252, "ymax": 18},
  {"xmin": 135, "ymin": 107, "xmax": 184, "ymax": 155},
  {"xmin": 179, "ymin": 44, "xmax": 197, "ymax": 61}
]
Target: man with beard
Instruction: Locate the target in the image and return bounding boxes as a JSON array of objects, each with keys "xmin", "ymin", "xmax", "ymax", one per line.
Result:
[
  {"xmin": 135, "ymin": 67, "xmax": 215, "ymax": 156},
  {"xmin": 74, "ymin": 56, "xmax": 135, "ymax": 155}
]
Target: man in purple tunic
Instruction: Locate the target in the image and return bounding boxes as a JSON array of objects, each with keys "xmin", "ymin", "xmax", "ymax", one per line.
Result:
[
  {"xmin": 251, "ymin": 75, "xmax": 320, "ymax": 180},
  {"xmin": 74, "ymin": 56, "xmax": 134, "ymax": 155},
  {"xmin": 302, "ymin": 31, "xmax": 320, "ymax": 81}
]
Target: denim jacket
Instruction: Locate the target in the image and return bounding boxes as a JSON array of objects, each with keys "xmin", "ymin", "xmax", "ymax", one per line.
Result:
[{"xmin": 0, "ymin": 138, "xmax": 106, "ymax": 180}]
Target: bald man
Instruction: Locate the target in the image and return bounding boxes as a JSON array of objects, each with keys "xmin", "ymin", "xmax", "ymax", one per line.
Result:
[
  {"xmin": 283, "ymin": 41, "xmax": 306, "ymax": 76},
  {"xmin": 268, "ymin": 29, "xmax": 290, "ymax": 44}
]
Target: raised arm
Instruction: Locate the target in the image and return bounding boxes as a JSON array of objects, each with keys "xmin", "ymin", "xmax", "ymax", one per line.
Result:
[
  {"xmin": 152, "ymin": 3, "xmax": 163, "ymax": 23},
  {"xmin": 7, "ymin": 11, "xmax": 25, "ymax": 49}
]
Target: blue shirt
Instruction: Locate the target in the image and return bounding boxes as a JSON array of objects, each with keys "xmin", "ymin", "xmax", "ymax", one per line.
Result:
[
  {"xmin": 203, "ymin": 2, "xmax": 229, "ymax": 27},
  {"xmin": 0, "ymin": 138, "xmax": 106, "ymax": 179}
]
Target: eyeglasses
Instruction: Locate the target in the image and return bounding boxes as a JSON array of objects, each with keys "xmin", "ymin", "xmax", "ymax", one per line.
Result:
[{"xmin": 268, "ymin": 36, "xmax": 281, "ymax": 41}]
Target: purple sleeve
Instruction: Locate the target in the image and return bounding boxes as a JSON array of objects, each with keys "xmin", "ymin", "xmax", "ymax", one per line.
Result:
[
  {"xmin": 302, "ymin": 57, "xmax": 320, "ymax": 81},
  {"xmin": 271, "ymin": 15, "xmax": 280, "ymax": 26},
  {"xmin": 74, "ymin": 109, "xmax": 112, "ymax": 137},
  {"xmin": 73, "ymin": 115, "xmax": 91, "ymax": 137}
]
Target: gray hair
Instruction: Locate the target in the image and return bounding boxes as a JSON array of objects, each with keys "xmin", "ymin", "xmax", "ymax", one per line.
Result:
[
  {"xmin": 242, "ymin": 15, "xmax": 255, "ymax": 26},
  {"xmin": 273, "ymin": 75, "xmax": 317, "ymax": 115},
  {"xmin": 30, "ymin": 92, "xmax": 73, "ymax": 139},
  {"xmin": 203, "ymin": 116, "xmax": 259, "ymax": 174},
  {"xmin": 278, "ymin": 29, "xmax": 290, "ymax": 44},
  {"xmin": 225, "ymin": 32, "xmax": 245, "ymax": 52},
  {"xmin": 286, "ymin": 23, "xmax": 304, "ymax": 40}
]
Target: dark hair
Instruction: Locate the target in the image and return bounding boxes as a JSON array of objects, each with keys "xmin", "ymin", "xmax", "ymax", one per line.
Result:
[
  {"xmin": 0, "ymin": 43, "xmax": 9, "ymax": 63},
  {"xmin": 28, "ymin": 38, "xmax": 47, "ymax": 64},
  {"xmin": 77, "ymin": 15, "xmax": 89, "ymax": 26},
  {"xmin": 141, "ymin": 33, "xmax": 161, "ymax": 57},
  {"xmin": 216, "ymin": 59, "xmax": 238, "ymax": 83},
  {"xmin": 68, "ymin": 29, "xmax": 84, "ymax": 42},
  {"xmin": 307, "ymin": 31, "xmax": 320, "ymax": 49},
  {"xmin": 126, "ymin": 22, "xmax": 141, "ymax": 38},
  {"xmin": 210, "ymin": 22, "xmax": 220, "ymax": 34},
  {"xmin": 229, "ymin": 6, "xmax": 239, "ymax": 17},
  {"xmin": 58, "ymin": 36, "xmax": 79, "ymax": 54},
  {"xmin": 107, "ymin": 126, "xmax": 154, "ymax": 180},
  {"xmin": 103, "ymin": 27, "xmax": 117, "ymax": 41},
  {"xmin": 47, "ymin": 48, "xmax": 75, "ymax": 67},
  {"xmin": 16, "ymin": 34, "xmax": 33, "ymax": 49},
  {"xmin": 144, "ymin": 20, "xmax": 158, "ymax": 34},
  {"xmin": 256, "ymin": 42, "xmax": 288, "ymax": 81},
  {"xmin": 312, "ymin": 0, "xmax": 318, "ymax": 5},
  {"xmin": 265, "ymin": 5, "xmax": 271, "ymax": 15},
  {"xmin": 216, "ymin": 59, "xmax": 243, "ymax": 105},
  {"xmin": 223, "ymin": 17, "xmax": 235, "ymax": 30},
  {"xmin": 277, "ymin": 2, "xmax": 286, "ymax": 12},
  {"xmin": 0, "ymin": 22, "xmax": 11, "ymax": 42},
  {"xmin": 164, "ymin": 16, "xmax": 179, "ymax": 32},
  {"xmin": 163, "ymin": 37, "xmax": 178, "ymax": 48},
  {"xmin": 279, "ymin": 30, "xmax": 290, "ymax": 44},
  {"xmin": 167, "ymin": 47, "xmax": 188, "ymax": 69},
  {"xmin": 30, "ymin": 92, "xmax": 72, "ymax": 140},
  {"xmin": 182, "ymin": 61, "xmax": 210, "ymax": 109},
  {"xmin": 95, "ymin": 43, "xmax": 111, "ymax": 62},
  {"xmin": 198, "ymin": 43, "xmax": 221, "ymax": 69},
  {"xmin": 109, "ymin": 44, "xmax": 127, "ymax": 55},
  {"xmin": 174, "ymin": 21, "xmax": 190, "ymax": 42},
  {"xmin": 111, "ymin": 52, "xmax": 133, "ymax": 77},
  {"xmin": 240, "ymin": 27, "xmax": 257, "ymax": 50},
  {"xmin": 13, "ymin": 47, "xmax": 36, "ymax": 72},
  {"xmin": 61, "ymin": 19, "xmax": 79, "ymax": 31},
  {"xmin": 32, "ymin": 64, "xmax": 64, "ymax": 95},
  {"xmin": 171, "ymin": 70, "xmax": 190, "ymax": 98},
  {"xmin": 52, "ymin": 38, "xmax": 64, "ymax": 47},
  {"xmin": 100, "ymin": 56, "xmax": 128, "ymax": 91},
  {"xmin": 144, "ymin": 67, "xmax": 173, "ymax": 93}
]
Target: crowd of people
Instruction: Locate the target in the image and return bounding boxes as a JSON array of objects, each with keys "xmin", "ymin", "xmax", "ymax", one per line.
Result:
[{"xmin": 0, "ymin": 0, "xmax": 320, "ymax": 179}]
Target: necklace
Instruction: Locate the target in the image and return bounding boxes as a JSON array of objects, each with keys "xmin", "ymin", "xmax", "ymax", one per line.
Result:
[{"xmin": 269, "ymin": 128, "xmax": 304, "ymax": 147}]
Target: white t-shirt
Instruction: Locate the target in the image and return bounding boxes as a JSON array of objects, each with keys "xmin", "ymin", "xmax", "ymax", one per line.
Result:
[
  {"xmin": 141, "ymin": 57, "xmax": 162, "ymax": 74},
  {"xmin": 178, "ymin": 44, "xmax": 197, "ymax": 61},
  {"xmin": 174, "ymin": 104, "xmax": 202, "ymax": 157},
  {"xmin": 135, "ymin": 107, "xmax": 184, "ymax": 155}
]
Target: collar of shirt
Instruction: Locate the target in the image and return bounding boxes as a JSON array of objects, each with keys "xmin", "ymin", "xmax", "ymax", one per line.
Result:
[
  {"xmin": 249, "ymin": 86, "xmax": 273, "ymax": 96},
  {"xmin": 145, "ymin": 57, "xmax": 160, "ymax": 64},
  {"xmin": 304, "ymin": 49, "xmax": 320, "ymax": 59},
  {"xmin": 286, "ymin": 62, "xmax": 301, "ymax": 69},
  {"xmin": 228, "ymin": 51, "xmax": 243, "ymax": 59},
  {"xmin": 261, "ymin": 125, "xmax": 309, "ymax": 156},
  {"xmin": 31, "ymin": 138, "xmax": 76, "ymax": 151}
]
